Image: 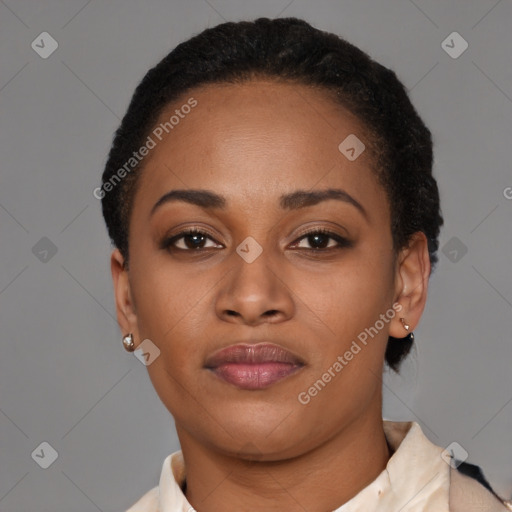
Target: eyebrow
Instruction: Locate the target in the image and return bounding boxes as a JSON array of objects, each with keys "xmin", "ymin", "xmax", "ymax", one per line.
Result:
[{"xmin": 150, "ymin": 188, "xmax": 368, "ymax": 219}]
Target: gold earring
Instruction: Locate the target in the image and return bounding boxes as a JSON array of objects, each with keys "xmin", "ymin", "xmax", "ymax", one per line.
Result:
[
  {"xmin": 122, "ymin": 333, "xmax": 135, "ymax": 352},
  {"xmin": 400, "ymin": 318, "xmax": 410, "ymax": 331}
]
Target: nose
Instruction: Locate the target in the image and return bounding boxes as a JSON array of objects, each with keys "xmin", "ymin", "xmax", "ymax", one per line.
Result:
[{"xmin": 215, "ymin": 245, "xmax": 295, "ymax": 326}]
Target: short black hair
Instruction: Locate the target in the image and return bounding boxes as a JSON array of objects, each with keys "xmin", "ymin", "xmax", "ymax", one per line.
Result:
[{"xmin": 101, "ymin": 17, "xmax": 443, "ymax": 372}]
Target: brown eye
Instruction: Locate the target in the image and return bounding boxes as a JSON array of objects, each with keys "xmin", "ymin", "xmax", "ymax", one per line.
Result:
[
  {"xmin": 161, "ymin": 229, "xmax": 222, "ymax": 251},
  {"xmin": 291, "ymin": 229, "xmax": 353, "ymax": 251}
]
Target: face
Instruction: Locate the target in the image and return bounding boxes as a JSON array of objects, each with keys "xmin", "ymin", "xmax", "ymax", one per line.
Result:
[{"xmin": 112, "ymin": 80, "xmax": 429, "ymax": 460}]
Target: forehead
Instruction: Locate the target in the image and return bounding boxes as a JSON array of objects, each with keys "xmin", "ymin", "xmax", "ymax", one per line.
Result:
[{"xmin": 134, "ymin": 80, "xmax": 385, "ymax": 216}]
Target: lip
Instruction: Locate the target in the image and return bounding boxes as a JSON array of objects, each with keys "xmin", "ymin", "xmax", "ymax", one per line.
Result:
[{"xmin": 204, "ymin": 342, "xmax": 305, "ymax": 390}]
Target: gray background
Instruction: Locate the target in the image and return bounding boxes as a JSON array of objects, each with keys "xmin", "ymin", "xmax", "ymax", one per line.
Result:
[{"xmin": 1, "ymin": 0, "xmax": 511, "ymax": 510}]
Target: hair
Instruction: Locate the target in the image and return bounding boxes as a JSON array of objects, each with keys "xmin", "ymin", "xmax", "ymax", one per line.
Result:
[{"xmin": 101, "ymin": 17, "xmax": 443, "ymax": 372}]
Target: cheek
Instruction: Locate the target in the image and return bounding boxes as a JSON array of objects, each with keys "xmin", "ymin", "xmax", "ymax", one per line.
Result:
[
  {"xmin": 130, "ymin": 263, "xmax": 208, "ymax": 415},
  {"xmin": 131, "ymin": 254, "xmax": 204, "ymax": 334},
  {"xmin": 293, "ymin": 256, "xmax": 393, "ymax": 416},
  {"xmin": 294, "ymin": 248, "xmax": 395, "ymax": 342}
]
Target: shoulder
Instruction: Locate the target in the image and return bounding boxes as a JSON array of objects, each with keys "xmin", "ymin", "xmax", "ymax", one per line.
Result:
[
  {"xmin": 449, "ymin": 463, "xmax": 511, "ymax": 511},
  {"xmin": 124, "ymin": 485, "xmax": 159, "ymax": 512}
]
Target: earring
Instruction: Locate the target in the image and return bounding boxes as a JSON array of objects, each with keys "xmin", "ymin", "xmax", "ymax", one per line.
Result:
[
  {"xmin": 122, "ymin": 333, "xmax": 135, "ymax": 352},
  {"xmin": 400, "ymin": 318, "xmax": 410, "ymax": 331},
  {"xmin": 400, "ymin": 318, "xmax": 415, "ymax": 342}
]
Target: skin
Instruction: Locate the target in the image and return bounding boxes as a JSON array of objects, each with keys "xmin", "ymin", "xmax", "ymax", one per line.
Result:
[{"xmin": 111, "ymin": 80, "xmax": 431, "ymax": 511}]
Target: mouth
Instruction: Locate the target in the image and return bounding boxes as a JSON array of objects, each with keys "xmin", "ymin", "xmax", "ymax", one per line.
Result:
[{"xmin": 204, "ymin": 342, "xmax": 305, "ymax": 390}]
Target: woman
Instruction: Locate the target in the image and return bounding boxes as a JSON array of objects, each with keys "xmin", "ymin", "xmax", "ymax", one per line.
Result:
[{"xmin": 100, "ymin": 17, "xmax": 510, "ymax": 511}]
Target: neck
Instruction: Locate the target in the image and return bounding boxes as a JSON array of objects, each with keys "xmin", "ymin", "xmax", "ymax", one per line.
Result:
[{"xmin": 177, "ymin": 410, "xmax": 390, "ymax": 512}]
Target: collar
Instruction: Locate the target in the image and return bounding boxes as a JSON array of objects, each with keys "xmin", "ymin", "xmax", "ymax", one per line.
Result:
[
  {"xmin": 333, "ymin": 421, "xmax": 450, "ymax": 511},
  {"xmin": 155, "ymin": 420, "xmax": 450, "ymax": 511}
]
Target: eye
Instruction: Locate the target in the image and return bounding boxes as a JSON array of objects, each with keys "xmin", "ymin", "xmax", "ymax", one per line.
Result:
[
  {"xmin": 160, "ymin": 228, "xmax": 222, "ymax": 251},
  {"xmin": 160, "ymin": 227, "xmax": 352, "ymax": 253},
  {"xmin": 291, "ymin": 228, "xmax": 352, "ymax": 251}
]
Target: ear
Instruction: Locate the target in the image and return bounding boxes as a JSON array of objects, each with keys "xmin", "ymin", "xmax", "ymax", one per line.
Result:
[
  {"xmin": 389, "ymin": 232, "xmax": 431, "ymax": 338},
  {"xmin": 111, "ymin": 248, "xmax": 140, "ymax": 344}
]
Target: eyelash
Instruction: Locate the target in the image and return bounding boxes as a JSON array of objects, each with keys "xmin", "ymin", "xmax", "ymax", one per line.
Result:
[{"xmin": 160, "ymin": 227, "xmax": 353, "ymax": 253}]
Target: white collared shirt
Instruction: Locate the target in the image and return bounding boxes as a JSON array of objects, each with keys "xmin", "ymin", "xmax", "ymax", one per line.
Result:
[{"xmin": 124, "ymin": 420, "xmax": 465, "ymax": 511}]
